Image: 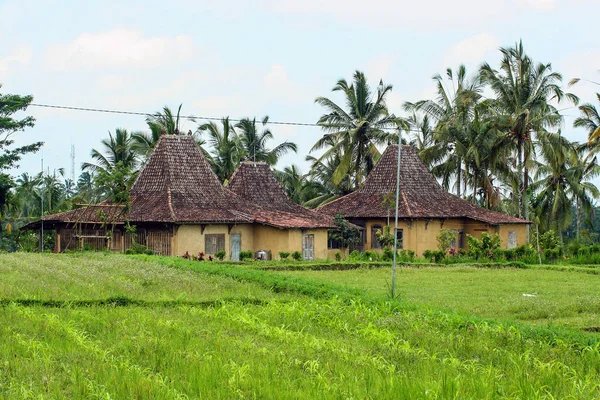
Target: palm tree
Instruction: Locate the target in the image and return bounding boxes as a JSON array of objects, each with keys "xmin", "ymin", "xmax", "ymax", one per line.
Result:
[
  {"xmin": 82, "ymin": 128, "xmax": 137, "ymax": 174},
  {"xmin": 574, "ymin": 93, "xmax": 600, "ymax": 146},
  {"xmin": 198, "ymin": 117, "xmax": 244, "ymax": 182},
  {"xmin": 530, "ymin": 134, "xmax": 598, "ymax": 242},
  {"xmin": 303, "ymin": 153, "xmax": 353, "ymax": 208},
  {"xmin": 235, "ymin": 116, "xmax": 297, "ymax": 165},
  {"xmin": 480, "ymin": 40, "xmax": 578, "ymax": 220},
  {"xmin": 312, "ymin": 71, "xmax": 403, "ymax": 188},
  {"xmin": 404, "ymin": 65, "xmax": 482, "ymax": 197},
  {"xmin": 274, "ymin": 165, "xmax": 306, "ymax": 204}
]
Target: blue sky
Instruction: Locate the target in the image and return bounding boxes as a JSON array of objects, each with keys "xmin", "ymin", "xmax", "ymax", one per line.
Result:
[{"xmin": 2, "ymin": 0, "xmax": 599, "ymax": 180}]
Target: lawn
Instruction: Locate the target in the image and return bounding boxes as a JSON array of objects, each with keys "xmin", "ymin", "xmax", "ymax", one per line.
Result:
[
  {"xmin": 1, "ymin": 253, "xmax": 600, "ymax": 399},
  {"xmin": 278, "ymin": 265, "xmax": 600, "ymax": 330}
]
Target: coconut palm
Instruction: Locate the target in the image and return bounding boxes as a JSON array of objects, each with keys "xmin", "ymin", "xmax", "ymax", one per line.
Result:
[
  {"xmin": 82, "ymin": 128, "xmax": 137, "ymax": 174},
  {"xmin": 235, "ymin": 116, "xmax": 297, "ymax": 165},
  {"xmin": 312, "ymin": 71, "xmax": 404, "ymax": 188},
  {"xmin": 404, "ymin": 65, "xmax": 482, "ymax": 197},
  {"xmin": 303, "ymin": 153, "xmax": 353, "ymax": 208},
  {"xmin": 274, "ymin": 165, "xmax": 305, "ymax": 204},
  {"xmin": 198, "ymin": 117, "xmax": 244, "ymax": 182},
  {"xmin": 480, "ymin": 40, "xmax": 578, "ymax": 219},
  {"xmin": 574, "ymin": 93, "xmax": 600, "ymax": 146}
]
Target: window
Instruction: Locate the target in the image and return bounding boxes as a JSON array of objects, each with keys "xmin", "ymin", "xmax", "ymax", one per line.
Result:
[
  {"xmin": 508, "ymin": 231, "xmax": 517, "ymax": 249},
  {"xmin": 396, "ymin": 229, "xmax": 403, "ymax": 249},
  {"xmin": 371, "ymin": 224, "xmax": 383, "ymax": 249},
  {"xmin": 205, "ymin": 234, "xmax": 225, "ymax": 254},
  {"xmin": 327, "ymin": 231, "xmax": 341, "ymax": 249}
]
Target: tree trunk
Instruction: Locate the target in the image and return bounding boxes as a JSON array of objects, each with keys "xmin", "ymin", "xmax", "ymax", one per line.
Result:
[
  {"xmin": 517, "ymin": 142, "xmax": 524, "ymax": 219},
  {"xmin": 456, "ymin": 156, "xmax": 462, "ymax": 198},
  {"xmin": 473, "ymin": 170, "xmax": 477, "ymax": 205},
  {"xmin": 576, "ymin": 198, "xmax": 581, "ymax": 242}
]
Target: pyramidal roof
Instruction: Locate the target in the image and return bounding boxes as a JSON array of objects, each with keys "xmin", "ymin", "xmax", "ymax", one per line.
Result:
[
  {"xmin": 319, "ymin": 145, "xmax": 528, "ymax": 225},
  {"xmin": 127, "ymin": 135, "xmax": 252, "ymax": 223},
  {"xmin": 227, "ymin": 161, "xmax": 335, "ymax": 229}
]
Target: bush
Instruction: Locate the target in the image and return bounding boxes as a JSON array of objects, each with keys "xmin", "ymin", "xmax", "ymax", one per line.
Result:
[
  {"xmin": 382, "ymin": 247, "xmax": 394, "ymax": 261},
  {"xmin": 399, "ymin": 249, "xmax": 415, "ymax": 261},
  {"xmin": 239, "ymin": 250, "xmax": 253, "ymax": 261},
  {"xmin": 144, "ymin": 249, "xmax": 154, "ymax": 256},
  {"xmin": 334, "ymin": 252, "xmax": 342, "ymax": 262},
  {"xmin": 363, "ymin": 250, "xmax": 380, "ymax": 262},
  {"xmin": 467, "ymin": 232, "xmax": 500, "ymax": 260},
  {"xmin": 214, "ymin": 250, "xmax": 226, "ymax": 261},
  {"xmin": 291, "ymin": 251, "xmax": 302, "ymax": 261},
  {"xmin": 126, "ymin": 242, "xmax": 150, "ymax": 255},
  {"xmin": 348, "ymin": 250, "xmax": 362, "ymax": 261},
  {"xmin": 437, "ymin": 229, "xmax": 456, "ymax": 252},
  {"xmin": 423, "ymin": 249, "xmax": 445, "ymax": 263},
  {"xmin": 278, "ymin": 251, "xmax": 290, "ymax": 260},
  {"xmin": 125, "ymin": 248, "xmax": 135, "ymax": 255}
]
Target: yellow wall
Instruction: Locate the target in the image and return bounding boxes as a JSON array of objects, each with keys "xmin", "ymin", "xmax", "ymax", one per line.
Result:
[
  {"xmin": 328, "ymin": 218, "xmax": 529, "ymax": 258},
  {"xmin": 253, "ymin": 225, "xmax": 328, "ymax": 260},
  {"xmin": 173, "ymin": 224, "xmax": 254, "ymax": 259},
  {"xmin": 496, "ymin": 224, "xmax": 528, "ymax": 249}
]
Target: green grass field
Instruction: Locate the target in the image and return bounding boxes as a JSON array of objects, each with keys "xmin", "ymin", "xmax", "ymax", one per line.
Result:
[
  {"xmin": 1, "ymin": 254, "xmax": 600, "ymax": 399},
  {"xmin": 279, "ymin": 265, "xmax": 600, "ymax": 330}
]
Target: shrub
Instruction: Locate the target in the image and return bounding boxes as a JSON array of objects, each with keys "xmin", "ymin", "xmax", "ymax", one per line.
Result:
[
  {"xmin": 278, "ymin": 251, "xmax": 290, "ymax": 260},
  {"xmin": 334, "ymin": 252, "xmax": 342, "ymax": 262},
  {"xmin": 467, "ymin": 233, "xmax": 500, "ymax": 260},
  {"xmin": 348, "ymin": 250, "xmax": 362, "ymax": 261},
  {"xmin": 363, "ymin": 250, "xmax": 380, "ymax": 262},
  {"xmin": 423, "ymin": 249, "xmax": 445, "ymax": 263},
  {"xmin": 437, "ymin": 229, "xmax": 456, "ymax": 252},
  {"xmin": 382, "ymin": 247, "xmax": 394, "ymax": 261},
  {"xmin": 291, "ymin": 251, "xmax": 302, "ymax": 261},
  {"xmin": 125, "ymin": 248, "xmax": 135, "ymax": 255},
  {"xmin": 239, "ymin": 250, "xmax": 253, "ymax": 261},
  {"xmin": 144, "ymin": 249, "xmax": 154, "ymax": 256},
  {"xmin": 214, "ymin": 250, "xmax": 226, "ymax": 261},
  {"xmin": 399, "ymin": 249, "xmax": 415, "ymax": 261}
]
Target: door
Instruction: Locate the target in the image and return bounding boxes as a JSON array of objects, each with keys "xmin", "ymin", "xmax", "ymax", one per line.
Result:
[
  {"xmin": 230, "ymin": 234, "xmax": 241, "ymax": 261},
  {"xmin": 508, "ymin": 231, "xmax": 517, "ymax": 249},
  {"xmin": 302, "ymin": 234, "xmax": 314, "ymax": 260}
]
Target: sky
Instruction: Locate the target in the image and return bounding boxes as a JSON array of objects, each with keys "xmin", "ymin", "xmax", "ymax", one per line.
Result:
[{"xmin": 1, "ymin": 0, "xmax": 600, "ymax": 181}]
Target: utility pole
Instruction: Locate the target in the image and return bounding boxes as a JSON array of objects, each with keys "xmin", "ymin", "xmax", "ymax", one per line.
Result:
[
  {"xmin": 70, "ymin": 144, "xmax": 75, "ymax": 183},
  {"xmin": 40, "ymin": 153, "xmax": 44, "ymax": 252},
  {"xmin": 391, "ymin": 134, "xmax": 402, "ymax": 299}
]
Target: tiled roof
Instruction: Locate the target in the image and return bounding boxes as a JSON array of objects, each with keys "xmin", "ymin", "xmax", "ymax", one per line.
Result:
[
  {"xmin": 127, "ymin": 135, "xmax": 253, "ymax": 224},
  {"xmin": 21, "ymin": 203, "xmax": 126, "ymax": 229},
  {"xmin": 318, "ymin": 145, "xmax": 529, "ymax": 225},
  {"xmin": 227, "ymin": 161, "xmax": 336, "ymax": 229}
]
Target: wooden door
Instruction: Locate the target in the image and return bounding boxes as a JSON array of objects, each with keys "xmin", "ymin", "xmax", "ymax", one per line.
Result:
[
  {"xmin": 302, "ymin": 234, "xmax": 314, "ymax": 260},
  {"xmin": 230, "ymin": 234, "xmax": 241, "ymax": 261}
]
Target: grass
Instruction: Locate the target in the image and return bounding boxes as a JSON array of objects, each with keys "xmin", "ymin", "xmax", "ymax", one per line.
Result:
[
  {"xmin": 278, "ymin": 265, "xmax": 600, "ymax": 330},
  {"xmin": 1, "ymin": 253, "xmax": 600, "ymax": 398}
]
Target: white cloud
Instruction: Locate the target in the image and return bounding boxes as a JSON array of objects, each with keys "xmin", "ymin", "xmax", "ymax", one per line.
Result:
[
  {"xmin": 365, "ymin": 54, "xmax": 397, "ymax": 82},
  {"xmin": 263, "ymin": 64, "xmax": 312, "ymax": 104},
  {"xmin": 44, "ymin": 29, "xmax": 195, "ymax": 70},
  {"xmin": 262, "ymin": 0, "xmax": 506, "ymax": 30},
  {"xmin": 515, "ymin": 0, "xmax": 557, "ymax": 11},
  {"xmin": 442, "ymin": 33, "xmax": 500, "ymax": 69},
  {"xmin": 0, "ymin": 46, "xmax": 32, "ymax": 79}
]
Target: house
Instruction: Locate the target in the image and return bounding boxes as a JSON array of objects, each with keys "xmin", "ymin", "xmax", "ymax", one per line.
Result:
[
  {"xmin": 318, "ymin": 145, "xmax": 529, "ymax": 257},
  {"xmin": 25, "ymin": 135, "xmax": 334, "ymax": 260}
]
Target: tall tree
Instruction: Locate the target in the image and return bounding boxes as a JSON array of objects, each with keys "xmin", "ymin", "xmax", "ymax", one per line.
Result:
[
  {"xmin": 235, "ymin": 116, "xmax": 297, "ymax": 165},
  {"xmin": 480, "ymin": 40, "xmax": 577, "ymax": 220},
  {"xmin": 312, "ymin": 71, "xmax": 403, "ymax": 188},
  {"xmin": 82, "ymin": 128, "xmax": 137, "ymax": 174},
  {"xmin": 404, "ymin": 65, "xmax": 482, "ymax": 197},
  {"xmin": 198, "ymin": 117, "xmax": 243, "ymax": 182},
  {"xmin": 274, "ymin": 165, "xmax": 305, "ymax": 204},
  {"xmin": 0, "ymin": 86, "xmax": 42, "ymax": 229},
  {"xmin": 574, "ymin": 93, "xmax": 600, "ymax": 146}
]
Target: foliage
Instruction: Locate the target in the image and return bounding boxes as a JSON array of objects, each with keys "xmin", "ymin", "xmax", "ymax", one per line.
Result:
[
  {"xmin": 375, "ymin": 225, "xmax": 395, "ymax": 248},
  {"xmin": 467, "ymin": 233, "xmax": 501, "ymax": 259},
  {"xmin": 214, "ymin": 250, "xmax": 227, "ymax": 261},
  {"xmin": 291, "ymin": 251, "xmax": 302, "ymax": 261},
  {"xmin": 328, "ymin": 213, "xmax": 360, "ymax": 253},
  {"xmin": 94, "ymin": 161, "xmax": 135, "ymax": 205},
  {"xmin": 312, "ymin": 71, "xmax": 406, "ymax": 188},
  {"xmin": 423, "ymin": 249, "xmax": 446, "ymax": 263},
  {"xmin": 278, "ymin": 251, "xmax": 290, "ymax": 260},
  {"xmin": 334, "ymin": 252, "xmax": 342, "ymax": 261},
  {"xmin": 235, "ymin": 116, "xmax": 297, "ymax": 165},
  {"xmin": 436, "ymin": 229, "xmax": 457, "ymax": 252},
  {"xmin": 239, "ymin": 250, "xmax": 253, "ymax": 261}
]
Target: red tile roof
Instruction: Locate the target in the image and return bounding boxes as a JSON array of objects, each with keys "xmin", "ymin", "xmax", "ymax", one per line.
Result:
[
  {"xmin": 22, "ymin": 203, "xmax": 126, "ymax": 229},
  {"xmin": 318, "ymin": 145, "xmax": 529, "ymax": 225},
  {"xmin": 227, "ymin": 161, "xmax": 336, "ymax": 229}
]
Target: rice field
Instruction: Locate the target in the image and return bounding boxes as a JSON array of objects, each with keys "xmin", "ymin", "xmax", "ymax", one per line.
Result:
[{"xmin": 1, "ymin": 253, "xmax": 600, "ymax": 399}]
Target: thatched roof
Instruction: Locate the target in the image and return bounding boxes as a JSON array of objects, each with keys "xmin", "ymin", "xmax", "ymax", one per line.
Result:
[
  {"xmin": 127, "ymin": 135, "xmax": 253, "ymax": 224},
  {"xmin": 227, "ymin": 161, "xmax": 335, "ymax": 229},
  {"xmin": 318, "ymin": 145, "xmax": 529, "ymax": 225}
]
